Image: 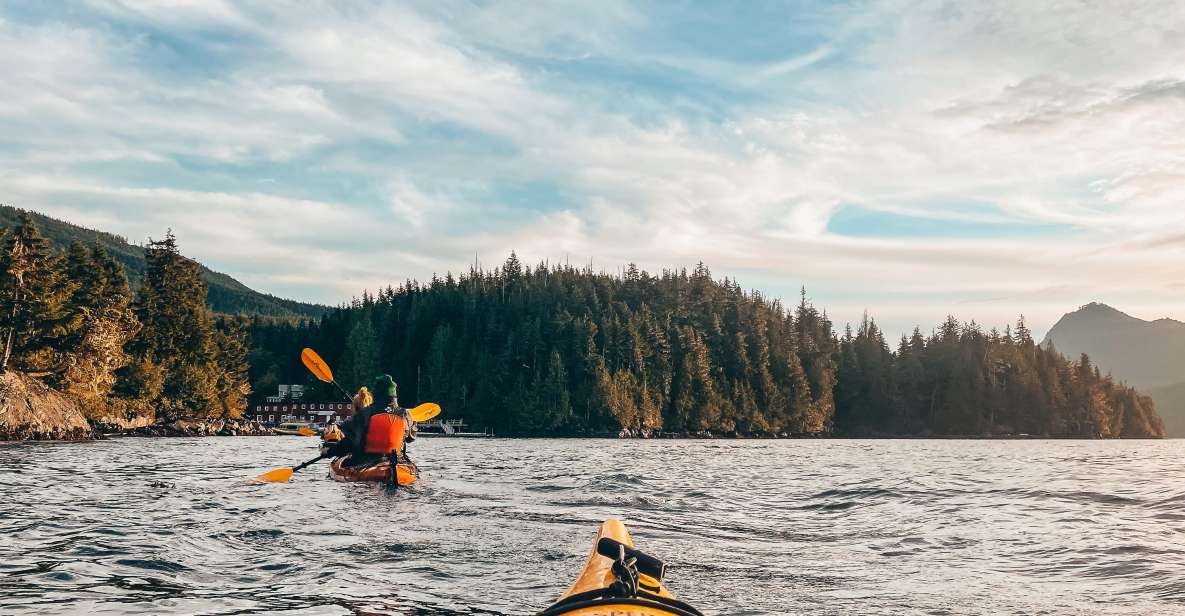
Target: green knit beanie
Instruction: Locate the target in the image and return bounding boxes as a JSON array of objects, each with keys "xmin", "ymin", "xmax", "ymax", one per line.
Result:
[{"xmin": 373, "ymin": 374, "xmax": 397, "ymax": 400}]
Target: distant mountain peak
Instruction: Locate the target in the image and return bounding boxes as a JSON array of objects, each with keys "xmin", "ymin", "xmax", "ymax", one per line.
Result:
[
  {"xmin": 1052, "ymin": 302, "xmax": 1143, "ymax": 328},
  {"xmin": 1045, "ymin": 301, "xmax": 1185, "ymax": 392},
  {"xmin": 1060, "ymin": 303, "xmax": 1185, "ymax": 329},
  {"xmin": 1074, "ymin": 302, "xmax": 1128, "ymax": 316}
]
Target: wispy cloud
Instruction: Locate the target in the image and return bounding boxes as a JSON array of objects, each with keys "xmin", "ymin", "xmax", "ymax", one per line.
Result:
[{"xmin": 1, "ymin": 1, "xmax": 1184, "ymax": 337}]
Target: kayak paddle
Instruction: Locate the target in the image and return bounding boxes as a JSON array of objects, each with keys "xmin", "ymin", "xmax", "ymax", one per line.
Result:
[
  {"xmin": 302, "ymin": 348, "xmax": 442, "ymax": 422},
  {"xmin": 253, "ymin": 403, "xmax": 438, "ymax": 483},
  {"xmin": 408, "ymin": 402, "xmax": 441, "ymax": 422},
  {"xmin": 254, "ymin": 452, "xmax": 331, "ymax": 483},
  {"xmin": 252, "ymin": 349, "xmax": 443, "ymax": 483},
  {"xmin": 301, "ymin": 348, "xmax": 353, "ymax": 400}
]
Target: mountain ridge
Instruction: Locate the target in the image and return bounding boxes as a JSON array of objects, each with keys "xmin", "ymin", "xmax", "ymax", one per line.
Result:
[
  {"xmin": 1044, "ymin": 302, "xmax": 1185, "ymax": 436},
  {"xmin": 0, "ymin": 205, "xmax": 329, "ymax": 320},
  {"xmin": 1042, "ymin": 302, "xmax": 1185, "ymax": 389}
]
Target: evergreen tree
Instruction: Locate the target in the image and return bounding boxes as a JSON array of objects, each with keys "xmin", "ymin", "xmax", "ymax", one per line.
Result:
[
  {"xmin": 530, "ymin": 350, "xmax": 571, "ymax": 431},
  {"xmin": 122, "ymin": 232, "xmax": 249, "ymax": 421},
  {"xmin": 0, "ymin": 213, "xmax": 78, "ymax": 373},
  {"xmin": 211, "ymin": 318, "xmax": 252, "ymax": 419},
  {"xmin": 339, "ymin": 315, "xmax": 380, "ymax": 393},
  {"xmin": 421, "ymin": 323, "xmax": 460, "ymax": 412},
  {"xmin": 63, "ymin": 241, "xmax": 106, "ymax": 326},
  {"xmin": 58, "ymin": 244, "xmax": 140, "ymax": 418}
]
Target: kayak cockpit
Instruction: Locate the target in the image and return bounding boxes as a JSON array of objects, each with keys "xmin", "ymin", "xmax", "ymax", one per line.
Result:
[{"xmin": 539, "ymin": 519, "xmax": 704, "ymax": 616}]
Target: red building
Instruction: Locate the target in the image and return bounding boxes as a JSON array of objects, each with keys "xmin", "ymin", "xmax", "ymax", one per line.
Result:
[
  {"xmin": 253, "ymin": 384, "xmax": 356, "ymax": 425},
  {"xmin": 251, "ymin": 401, "xmax": 353, "ymax": 425}
]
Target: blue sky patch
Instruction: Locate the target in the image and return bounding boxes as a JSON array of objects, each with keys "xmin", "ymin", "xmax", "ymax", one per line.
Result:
[{"xmin": 827, "ymin": 204, "xmax": 1070, "ymax": 239}]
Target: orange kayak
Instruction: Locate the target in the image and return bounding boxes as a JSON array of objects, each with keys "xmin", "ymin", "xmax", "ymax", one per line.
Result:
[
  {"xmin": 328, "ymin": 455, "xmax": 417, "ymax": 485},
  {"xmin": 539, "ymin": 519, "xmax": 703, "ymax": 616}
]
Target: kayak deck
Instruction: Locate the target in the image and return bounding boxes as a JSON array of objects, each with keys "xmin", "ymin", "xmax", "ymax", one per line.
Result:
[
  {"xmin": 540, "ymin": 519, "xmax": 703, "ymax": 616},
  {"xmin": 328, "ymin": 455, "xmax": 417, "ymax": 485}
]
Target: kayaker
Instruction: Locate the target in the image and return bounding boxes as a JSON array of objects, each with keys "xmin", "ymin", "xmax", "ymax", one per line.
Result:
[
  {"xmin": 326, "ymin": 374, "xmax": 416, "ymax": 467},
  {"xmin": 350, "ymin": 386, "xmax": 372, "ymax": 417}
]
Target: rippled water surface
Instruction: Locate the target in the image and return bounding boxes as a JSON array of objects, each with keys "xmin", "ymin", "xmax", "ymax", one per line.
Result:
[{"xmin": 3, "ymin": 437, "xmax": 1185, "ymax": 615}]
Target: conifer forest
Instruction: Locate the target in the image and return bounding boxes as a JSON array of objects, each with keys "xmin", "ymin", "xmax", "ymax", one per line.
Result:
[
  {"xmin": 0, "ymin": 212, "xmax": 1162, "ymax": 438},
  {"xmin": 247, "ymin": 254, "xmax": 1164, "ymax": 438},
  {"xmin": 0, "ymin": 213, "xmax": 250, "ymax": 424}
]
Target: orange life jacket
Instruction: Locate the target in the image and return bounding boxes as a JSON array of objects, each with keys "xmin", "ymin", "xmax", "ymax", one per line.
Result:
[{"xmin": 363, "ymin": 412, "xmax": 406, "ymax": 455}]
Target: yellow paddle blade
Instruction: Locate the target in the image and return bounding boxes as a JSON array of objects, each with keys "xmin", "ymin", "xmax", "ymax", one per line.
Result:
[
  {"xmin": 254, "ymin": 467, "xmax": 294, "ymax": 483},
  {"xmin": 301, "ymin": 348, "xmax": 334, "ymax": 383},
  {"xmin": 409, "ymin": 403, "xmax": 442, "ymax": 422}
]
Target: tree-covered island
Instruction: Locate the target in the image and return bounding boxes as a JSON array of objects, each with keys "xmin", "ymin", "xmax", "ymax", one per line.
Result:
[
  {"xmin": 250, "ymin": 254, "xmax": 1164, "ymax": 438},
  {"xmin": 0, "ymin": 212, "xmax": 1164, "ymax": 440}
]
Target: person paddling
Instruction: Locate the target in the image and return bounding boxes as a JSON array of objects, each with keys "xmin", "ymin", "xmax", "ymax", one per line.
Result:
[
  {"xmin": 325, "ymin": 375, "xmax": 415, "ymax": 469},
  {"xmin": 350, "ymin": 386, "xmax": 372, "ymax": 417}
]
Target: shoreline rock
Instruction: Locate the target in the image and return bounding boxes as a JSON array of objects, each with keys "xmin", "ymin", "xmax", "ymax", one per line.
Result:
[
  {"xmin": 0, "ymin": 372, "xmax": 95, "ymax": 441},
  {"xmin": 116, "ymin": 418, "xmax": 275, "ymax": 437},
  {"xmin": 89, "ymin": 414, "xmax": 154, "ymax": 434},
  {"xmin": 0, "ymin": 370, "xmax": 275, "ymax": 441}
]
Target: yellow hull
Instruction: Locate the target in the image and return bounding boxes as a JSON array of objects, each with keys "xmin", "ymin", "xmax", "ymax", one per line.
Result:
[{"xmin": 540, "ymin": 519, "xmax": 702, "ymax": 616}]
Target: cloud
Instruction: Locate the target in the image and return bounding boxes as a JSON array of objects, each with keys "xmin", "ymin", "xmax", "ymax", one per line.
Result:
[
  {"xmin": 749, "ymin": 45, "xmax": 833, "ymax": 82},
  {"xmin": 1, "ymin": 1, "xmax": 1185, "ymax": 338},
  {"xmin": 85, "ymin": 0, "xmax": 248, "ymax": 27}
]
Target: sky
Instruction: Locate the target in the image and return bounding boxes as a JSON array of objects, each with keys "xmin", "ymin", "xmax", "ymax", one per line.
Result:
[{"xmin": 2, "ymin": 0, "xmax": 1184, "ymax": 340}]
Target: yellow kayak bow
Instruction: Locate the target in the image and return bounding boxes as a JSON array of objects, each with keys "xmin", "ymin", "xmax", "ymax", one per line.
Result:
[{"xmin": 539, "ymin": 519, "xmax": 703, "ymax": 616}]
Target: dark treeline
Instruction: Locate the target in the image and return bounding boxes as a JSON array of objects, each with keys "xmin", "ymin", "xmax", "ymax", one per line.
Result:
[
  {"xmin": 249, "ymin": 254, "xmax": 1164, "ymax": 438},
  {"xmin": 0, "ymin": 213, "xmax": 250, "ymax": 423},
  {"xmin": 836, "ymin": 315, "xmax": 1163, "ymax": 437}
]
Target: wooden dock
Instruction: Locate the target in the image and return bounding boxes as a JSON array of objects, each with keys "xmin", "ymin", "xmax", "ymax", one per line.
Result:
[{"xmin": 416, "ymin": 417, "xmax": 491, "ymax": 438}]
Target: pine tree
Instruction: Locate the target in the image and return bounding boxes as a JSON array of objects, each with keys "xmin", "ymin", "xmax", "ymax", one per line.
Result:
[
  {"xmin": 679, "ymin": 326, "xmax": 723, "ymax": 432},
  {"xmin": 340, "ymin": 316, "xmax": 380, "ymax": 393},
  {"xmin": 422, "ymin": 323, "xmax": 457, "ymax": 409},
  {"xmin": 58, "ymin": 242, "xmax": 140, "ymax": 419},
  {"xmin": 63, "ymin": 241, "xmax": 106, "ymax": 326},
  {"xmin": 1014, "ymin": 315, "xmax": 1033, "ymax": 346},
  {"xmin": 211, "ymin": 318, "xmax": 251, "ymax": 419},
  {"xmin": 132, "ymin": 233, "xmax": 211, "ymax": 361},
  {"xmin": 123, "ymin": 232, "xmax": 248, "ymax": 421},
  {"xmin": 536, "ymin": 350, "xmax": 571, "ymax": 430},
  {"xmin": 95, "ymin": 245, "xmax": 131, "ymax": 307},
  {"xmin": 606, "ymin": 369, "xmax": 641, "ymax": 431},
  {"xmin": 0, "ymin": 213, "xmax": 78, "ymax": 373}
]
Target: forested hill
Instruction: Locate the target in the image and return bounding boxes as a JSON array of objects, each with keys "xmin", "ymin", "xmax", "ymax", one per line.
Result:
[
  {"xmin": 249, "ymin": 255, "xmax": 1164, "ymax": 438},
  {"xmin": 0, "ymin": 205, "xmax": 328, "ymax": 319},
  {"xmin": 1044, "ymin": 302, "xmax": 1185, "ymax": 437}
]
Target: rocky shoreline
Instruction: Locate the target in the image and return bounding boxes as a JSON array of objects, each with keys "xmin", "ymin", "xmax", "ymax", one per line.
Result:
[
  {"xmin": 0, "ymin": 369, "xmax": 279, "ymax": 441},
  {"xmin": 617, "ymin": 428, "xmax": 809, "ymax": 439},
  {"xmin": 114, "ymin": 418, "xmax": 274, "ymax": 437},
  {"xmin": 0, "ymin": 372, "xmax": 94, "ymax": 441}
]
